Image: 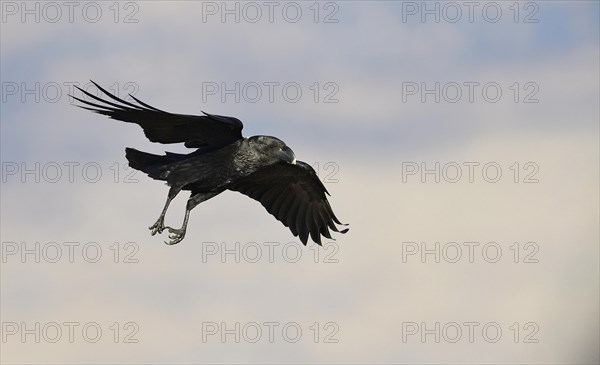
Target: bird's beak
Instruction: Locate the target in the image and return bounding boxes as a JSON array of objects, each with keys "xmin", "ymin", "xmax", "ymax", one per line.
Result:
[{"xmin": 279, "ymin": 146, "xmax": 296, "ymax": 165}]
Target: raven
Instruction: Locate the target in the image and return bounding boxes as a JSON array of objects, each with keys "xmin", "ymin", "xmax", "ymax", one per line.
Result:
[{"xmin": 71, "ymin": 81, "xmax": 348, "ymax": 245}]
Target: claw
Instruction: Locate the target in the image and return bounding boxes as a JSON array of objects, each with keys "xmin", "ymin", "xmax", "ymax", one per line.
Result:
[
  {"xmin": 163, "ymin": 226, "xmax": 186, "ymax": 245},
  {"xmin": 149, "ymin": 218, "xmax": 165, "ymax": 236}
]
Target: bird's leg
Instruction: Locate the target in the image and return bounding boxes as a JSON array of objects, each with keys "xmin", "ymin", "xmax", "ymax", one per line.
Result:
[
  {"xmin": 149, "ymin": 197, "xmax": 171, "ymax": 235},
  {"xmin": 149, "ymin": 186, "xmax": 180, "ymax": 236},
  {"xmin": 164, "ymin": 208, "xmax": 190, "ymax": 245},
  {"xmin": 164, "ymin": 191, "xmax": 222, "ymax": 245}
]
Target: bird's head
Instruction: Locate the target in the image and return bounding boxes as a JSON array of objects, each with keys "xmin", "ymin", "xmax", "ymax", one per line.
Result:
[{"xmin": 249, "ymin": 136, "xmax": 296, "ymax": 165}]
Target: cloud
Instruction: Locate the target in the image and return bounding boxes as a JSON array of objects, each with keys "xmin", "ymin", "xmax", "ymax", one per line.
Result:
[{"xmin": 1, "ymin": 1, "xmax": 598, "ymax": 363}]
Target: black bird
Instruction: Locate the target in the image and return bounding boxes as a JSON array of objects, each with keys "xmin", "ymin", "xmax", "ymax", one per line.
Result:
[{"xmin": 71, "ymin": 81, "xmax": 348, "ymax": 245}]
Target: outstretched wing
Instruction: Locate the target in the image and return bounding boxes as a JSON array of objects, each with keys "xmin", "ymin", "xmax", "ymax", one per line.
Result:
[
  {"xmin": 70, "ymin": 81, "xmax": 243, "ymax": 149},
  {"xmin": 230, "ymin": 161, "xmax": 348, "ymax": 245}
]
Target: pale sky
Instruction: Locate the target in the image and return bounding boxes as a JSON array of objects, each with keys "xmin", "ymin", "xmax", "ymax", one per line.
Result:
[{"xmin": 1, "ymin": 1, "xmax": 599, "ymax": 363}]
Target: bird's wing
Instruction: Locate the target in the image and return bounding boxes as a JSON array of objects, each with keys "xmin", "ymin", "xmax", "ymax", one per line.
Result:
[
  {"xmin": 230, "ymin": 161, "xmax": 348, "ymax": 245},
  {"xmin": 71, "ymin": 81, "xmax": 243, "ymax": 149}
]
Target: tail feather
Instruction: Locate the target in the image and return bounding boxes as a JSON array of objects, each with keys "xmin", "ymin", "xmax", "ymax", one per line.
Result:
[{"xmin": 125, "ymin": 148, "xmax": 175, "ymax": 180}]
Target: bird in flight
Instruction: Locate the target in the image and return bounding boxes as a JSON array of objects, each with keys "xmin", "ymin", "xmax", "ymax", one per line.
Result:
[{"xmin": 71, "ymin": 81, "xmax": 348, "ymax": 245}]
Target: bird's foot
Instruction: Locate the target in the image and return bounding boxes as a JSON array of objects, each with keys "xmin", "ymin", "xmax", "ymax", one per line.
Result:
[
  {"xmin": 164, "ymin": 226, "xmax": 186, "ymax": 245},
  {"xmin": 149, "ymin": 218, "xmax": 165, "ymax": 236}
]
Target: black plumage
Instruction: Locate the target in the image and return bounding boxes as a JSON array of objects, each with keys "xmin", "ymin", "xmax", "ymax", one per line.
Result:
[{"xmin": 71, "ymin": 81, "xmax": 347, "ymax": 245}]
